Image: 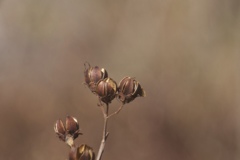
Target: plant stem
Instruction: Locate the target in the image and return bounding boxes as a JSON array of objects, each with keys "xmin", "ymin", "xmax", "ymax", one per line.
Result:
[
  {"xmin": 107, "ymin": 104, "xmax": 123, "ymax": 119},
  {"xmin": 96, "ymin": 103, "xmax": 109, "ymax": 160}
]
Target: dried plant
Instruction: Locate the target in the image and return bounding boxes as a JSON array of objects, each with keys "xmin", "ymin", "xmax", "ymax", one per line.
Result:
[{"xmin": 54, "ymin": 62, "xmax": 146, "ymax": 160}]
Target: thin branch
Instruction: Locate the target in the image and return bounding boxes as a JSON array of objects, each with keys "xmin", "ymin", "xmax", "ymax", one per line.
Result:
[
  {"xmin": 100, "ymin": 104, "xmax": 107, "ymax": 117},
  {"xmin": 96, "ymin": 102, "xmax": 109, "ymax": 160},
  {"xmin": 107, "ymin": 104, "xmax": 124, "ymax": 119},
  {"xmin": 98, "ymin": 98, "xmax": 106, "ymax": 117}
]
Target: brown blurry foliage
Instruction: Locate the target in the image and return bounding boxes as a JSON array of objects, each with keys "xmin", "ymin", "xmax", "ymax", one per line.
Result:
[{"xmin": 0, "ymin": 0, "xmax": 240, "ymax": 160}]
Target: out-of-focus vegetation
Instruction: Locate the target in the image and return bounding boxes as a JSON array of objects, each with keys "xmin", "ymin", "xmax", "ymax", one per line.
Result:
[{"xmin": 0, "ymin": 1, "xmax": 239, "ymax": 160}]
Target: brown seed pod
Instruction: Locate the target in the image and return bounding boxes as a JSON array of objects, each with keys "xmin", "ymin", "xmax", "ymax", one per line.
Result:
[
  {"xmin": 68, "ymin": 144, "xmax": 95, "ymax": 160},
  {"xmin": 84, "ymin": 63, "xmax": 108, "ymax": 93},
  {"xmin": 69, "ymin": 147, "xmax": 78, "ymax": 160},
  {"xmin": 96, "ymin": 78, "xmax": 117, "ymax": 104},
  {"xmin": 66, "ymin": 116, "xmax": 81, "ymax": 139},
  {"xmin": 54, "ymin": 116, "xmax": 82, "ymax": 145},
  {"xmin": 77, "ymin": 144, "xmax": 95, "ymax": 160},
  {"xmin": 117, "ymin": 77, "xmax": 146, "ymax": 104}
]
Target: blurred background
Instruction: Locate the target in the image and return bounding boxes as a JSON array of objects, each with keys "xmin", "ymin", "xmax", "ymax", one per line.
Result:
[{"xmin": 0, "ymin": 0, "xmax": 240, "ymax": 160}]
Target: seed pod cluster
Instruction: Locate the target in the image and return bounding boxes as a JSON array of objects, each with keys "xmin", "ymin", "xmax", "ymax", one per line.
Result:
[
  {"xmin": 84, "ymin": 63, "xmax": 146, "ymax": 104},
  {"xmin": 54, "ymin": 116, "xmax": 95, "ymax": 160}
]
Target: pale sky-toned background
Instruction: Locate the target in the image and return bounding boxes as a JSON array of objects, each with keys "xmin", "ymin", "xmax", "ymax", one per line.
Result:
[{"xmin": 0, "ymin": 1, "xmax": 240, "ymax": 160}]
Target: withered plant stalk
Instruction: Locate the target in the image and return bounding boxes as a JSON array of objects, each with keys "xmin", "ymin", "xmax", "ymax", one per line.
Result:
[
  {"xmin": 96, "ymin": 100, "xmax": 109, "ymax": 160},
  {"xmin": 96, "ymin": 98, "xmax": 124, "ymax": 160}
]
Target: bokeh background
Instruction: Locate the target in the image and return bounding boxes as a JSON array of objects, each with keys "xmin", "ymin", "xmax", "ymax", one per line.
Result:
[{"xmin": 0, "ymin": 0, "xmax": 240, "ymax": 160}]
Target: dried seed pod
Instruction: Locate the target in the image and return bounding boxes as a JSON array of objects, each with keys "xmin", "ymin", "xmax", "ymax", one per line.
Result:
[
  {"xmin": 66, "ymin": 116, "xmax": 80, "ymax": 139},
  {"xmin": 69, "ymin": 144, "xmax": 95, "ymax": 160},
  {"xmin": 84, "ymin": 63, "xmax": 108, "ymax": 93},
  {"xmin": 77, "ymin": 144, "xmax": 95, "ymax": 160},
  {"xmin": 96, "ymin": 78, "xmax": 117, "ymax": 104},
  {"xmin": 69, "ymin": 147, "xmax": 78, "ymax": 160},
  {"xmin": 117, "ymin": 77, "xmax": 146, "ymax": 104},
  {"xmin": 54, "ymin": 116, "xmax": 82, "ymax": 146}
]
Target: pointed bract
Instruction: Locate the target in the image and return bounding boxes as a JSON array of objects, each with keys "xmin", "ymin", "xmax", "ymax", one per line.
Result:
[{"xmin": 54, "ymin": 119, "xmax": 66, "ymax": 141}]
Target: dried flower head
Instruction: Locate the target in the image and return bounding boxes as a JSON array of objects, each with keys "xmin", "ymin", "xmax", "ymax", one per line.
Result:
[
  {"xmin": 69, "ymin": 144, "xmax": 95, "ymax": 160},
  {"xmin": 96, "ymin": 78, "xmax": 117, "ymax": 104},
  {"xmin": 117, "ymin": 77, "xmax": 146, "ymax": 104},
  {"xmin": 84, "ymin": 62, "xmax": 108, "ymax": 93},
  {"xmin": 78, "ymin": 144, "xmax": 95, "ymax": 160},
  {"xmin": 54, "ymin": 115, "xmax": 82, "ymax": 147}
]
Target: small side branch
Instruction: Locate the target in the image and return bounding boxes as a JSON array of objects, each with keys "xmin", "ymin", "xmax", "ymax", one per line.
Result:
[{"xmin": 107, "ymin": 104, "xmax": 124, "ymax": 119}]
